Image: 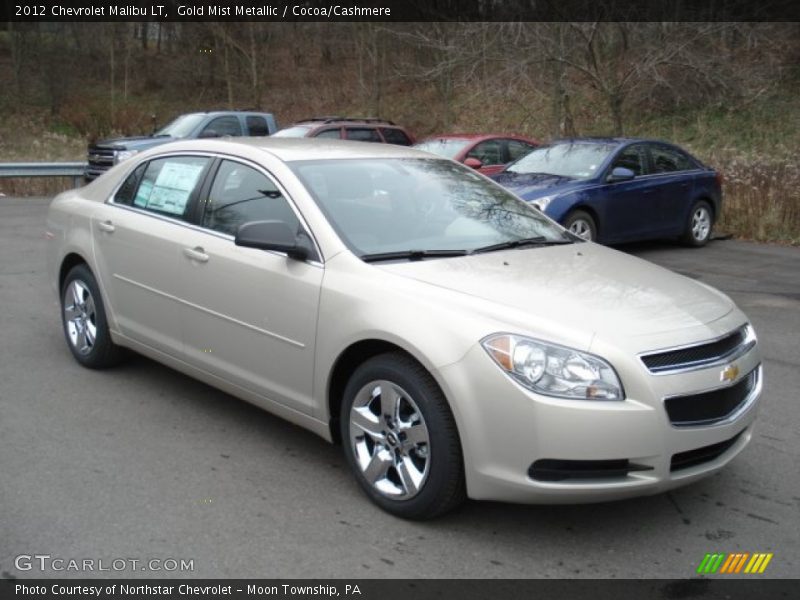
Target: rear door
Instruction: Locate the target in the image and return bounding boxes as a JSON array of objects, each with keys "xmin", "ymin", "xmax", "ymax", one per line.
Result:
[
  {"xmin": 91, "ymin": 155, "xmax": 212, "ymax": 355},
  {"xmin": 645, "ymin": 143, "xmax": 699, "ymax": 235}
]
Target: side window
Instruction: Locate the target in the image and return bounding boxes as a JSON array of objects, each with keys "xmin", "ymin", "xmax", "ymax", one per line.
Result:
[
  {"xmin": 610, "ymin": 145, "xmax": 646, "ymax": 176},
  {"xmin": 650, "ymin": 145, "xmax": 692, "ymax": 173},
  {"xmin": 507, "ymin": 140, "xmax": 536, "ymax": 162},
  {"xmin": 129, "ymin": 156, "xmax": 209, "ymax": 218},
  {"xmin": 314, "ymin": 128, "xmax": 342, "ymax": 139},
  {"xmin": 113, "ymin": 163, "xmax": 147, "ymax": 206},
  {"xmin": 245, "ymin": 116, "xmax": 269, "ymax": 136},
  {"xmin": 345, "ymin": 127, "xmax": 382, "ymax": 142},
  {"xmin": 380, "ymin": 128, "xmax": 412, "ymax": 145},
  {"xmin": 467, "ymin": 139, "xmax": 503, "ymax": 165},
  {"xmin": 201, "ymin": 116, "xmax": 242, "ymax": 137},
  {"xmin": 203, "ymin": 160, "xmax": 300, "ymax": 237}
]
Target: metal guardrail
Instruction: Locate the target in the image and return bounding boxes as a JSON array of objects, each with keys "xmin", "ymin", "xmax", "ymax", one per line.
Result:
[{"xmin": 0, "ymin": 162, "xmax": 86, "ymax": 188}]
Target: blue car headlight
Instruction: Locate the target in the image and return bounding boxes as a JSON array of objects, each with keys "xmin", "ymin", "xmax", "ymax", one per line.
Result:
[{"xmin": 532, "ymin": 195, "xmax": 556, "ymax": 211}]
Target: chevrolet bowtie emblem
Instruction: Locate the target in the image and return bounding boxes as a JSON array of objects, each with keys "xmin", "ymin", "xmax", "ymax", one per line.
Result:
[{"xmin": 720, "ymin": 364, "xmax": 740, "ymax": 382}]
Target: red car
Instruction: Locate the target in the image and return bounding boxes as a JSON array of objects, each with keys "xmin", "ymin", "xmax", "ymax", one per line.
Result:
[{"xmin": 414, "ymin": 134, "xmax": 539, "ymax": 175}]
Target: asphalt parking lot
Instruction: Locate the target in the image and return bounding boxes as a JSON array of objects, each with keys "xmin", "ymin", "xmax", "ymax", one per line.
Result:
[{"xmin": 1, "ymin": 196, "xmax": 797, "ymax": 579}]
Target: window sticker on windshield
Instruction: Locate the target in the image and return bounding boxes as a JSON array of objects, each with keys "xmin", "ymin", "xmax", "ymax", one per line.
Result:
[{"xmin": 143, "ymin": 162, "xmax": 204, "ymax": 215}]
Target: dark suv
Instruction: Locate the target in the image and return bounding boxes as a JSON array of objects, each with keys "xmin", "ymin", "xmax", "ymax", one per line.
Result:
[
  {"xmin": 272, "ymin": 117, "xmax": 414, "ymax": 145},
  {"xmin": 85, "ymin": 110, "xmax": 278, "ymax": 181}
]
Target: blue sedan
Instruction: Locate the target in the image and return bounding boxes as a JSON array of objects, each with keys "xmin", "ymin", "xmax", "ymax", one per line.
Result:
[{"xmin": 491, "ymin": 138, "xmax": 722, "ymax": 246}]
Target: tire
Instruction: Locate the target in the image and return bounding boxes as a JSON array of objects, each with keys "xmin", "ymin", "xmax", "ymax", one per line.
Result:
[
  {"xmin": 61, "ymin": 264, "xmax": 125, "ymax": 369},
  {"xmin": 564, "ymin": 209, "xmax": 597, "ymax": 241},
  {"xmin": 340, "ymin": 352, "xmax": 465, "ymax": 519},
  {"xmin": 682, "ymin": 200, "xmax": 713, "ymax": 247}
]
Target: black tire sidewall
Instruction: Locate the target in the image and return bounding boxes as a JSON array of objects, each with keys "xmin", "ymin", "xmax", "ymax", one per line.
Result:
[{"xmin": 340, "ymin": 354, "xmax": 464, "ymax": 520}]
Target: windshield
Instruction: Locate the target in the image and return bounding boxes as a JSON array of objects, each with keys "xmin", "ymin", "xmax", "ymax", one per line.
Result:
[
  {"xmin": 290, "ymin": 158, "xmax": 570, "ymax": 258},
  {"xmin": 272, "ymin": 125, "xmax": 313, "ymax": 138},
  {"xmin": 154, "ymin": 114, "xmax": 207, "ymax": 138},
  {"xmin": 413, "ymin": 138, "xmax": 471, "ymax": 159},
  {"xmin": 507, "ymin": 142, "xmax": 617, "ymax": 179}
]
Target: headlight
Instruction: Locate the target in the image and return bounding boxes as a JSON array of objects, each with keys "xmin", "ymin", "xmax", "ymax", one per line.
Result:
[
  {"xmin": 532, "ymin": 195, "xmax": 556, "ymax": 211},
  {"xmin": 482, "ymin": 334, "xmax": 624, "ymax": 400},
  {"xmin": 114, "ymin": 150, "xmax": 139, "ymax": 164}
]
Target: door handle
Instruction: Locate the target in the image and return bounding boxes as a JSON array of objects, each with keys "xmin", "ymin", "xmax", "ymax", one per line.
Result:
[
  {"xmin": 97, "ymin": 220, "xmax": 115, "ymax": 233},
  {"xmin": 183, "ymin": 247, "xmax": 209, "ymax": 263}
]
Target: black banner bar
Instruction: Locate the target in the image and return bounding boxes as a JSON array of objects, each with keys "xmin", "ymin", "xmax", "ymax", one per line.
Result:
[
  {"xmin": 2, "ymin": 0, "xmax": 800, "ymax": 23},
  {"xmin": 2, "ymin": 579, "xmax": 799, "ymax": 600}
]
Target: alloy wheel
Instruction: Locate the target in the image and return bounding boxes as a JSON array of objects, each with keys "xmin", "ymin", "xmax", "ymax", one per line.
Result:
[
  {"xmin": 63, "ymin": 280, "xmax": 97, "ymax": 356},
  {"xmin": 349, "ymin": 380, "xmax": 431, "ymax": 499},
  {"xmin": 692, "ymin": 206, "xmax": 711, "ymax": 242}
]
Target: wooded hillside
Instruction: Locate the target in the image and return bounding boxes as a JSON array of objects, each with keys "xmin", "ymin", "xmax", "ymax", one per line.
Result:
[{"xmin": 1, "ymin": 22, "xmax": 798, "ymax": 241}]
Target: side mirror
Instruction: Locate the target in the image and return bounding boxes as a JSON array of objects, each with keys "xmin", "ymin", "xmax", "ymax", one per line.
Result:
[
  {"xmin": 607, "ymin": 166, "xmax": 635, "ymax": 182},
  {"xmin": 198, "ymin": 129, "xmax": 220, "ymax": 139},
  {"xmin": 464, "ymin": 157, "xmax": 483, "ymax": 169},
  {"xmin": 235, "ymin": 220, "xmax": 311, "ymax": 261}
]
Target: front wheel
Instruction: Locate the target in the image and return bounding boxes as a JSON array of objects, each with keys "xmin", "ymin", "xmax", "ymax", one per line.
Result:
[
  {"xmin": 340, "ymin": 353, "xmax": 465, "ymax": 519},
  {"xmin": 564, "ymin": 209, "xmax": 597, "ymax": 242},
  {"xmin": 61, "ymin": 264, "xmax": 125, "ymax": 368},
  {"xmin": 682, "ymin": 200, "xmax": 714, "ymax": 247}
]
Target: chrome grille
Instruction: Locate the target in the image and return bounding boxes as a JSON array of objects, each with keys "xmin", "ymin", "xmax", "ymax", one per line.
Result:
[
  {"xmin": 641, "ymin": 325, "xmax": 754, "ymax": 374},
  {"xmin": 664, "ymin": 366, "xmax": 760, "ymax": 427}
]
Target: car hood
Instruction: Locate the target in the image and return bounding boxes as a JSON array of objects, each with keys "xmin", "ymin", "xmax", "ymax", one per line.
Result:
[
  {"xmin": 91, "ymin": 136, "xmax": 174, "ymax": 151},
  {"xmin": 491, "ymin": 171, "xmax": 587, "ymax": 201},
  {"xmin": 377, "ymin": 243, "xmax": 734, "ymax": 341}
]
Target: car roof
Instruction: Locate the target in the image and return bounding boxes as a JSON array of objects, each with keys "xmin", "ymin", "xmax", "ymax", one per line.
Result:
[
  {"xmin": 185, "ymin": 110, "xmax": 272, "ymax": 117},
  {"xmin": 295, "ymin": 116, "xmax": 398, "ymax": 126},
  {"xmin": 549, "ymin": 137, "xmax": 667, "ymax": 145},
  {"xmin": 152, "ymin": 137, "xmax": 434, "ymax": 162},
  {"xmin": 422, "ymin": 133, "xmax": 533, "ymax": 141}
]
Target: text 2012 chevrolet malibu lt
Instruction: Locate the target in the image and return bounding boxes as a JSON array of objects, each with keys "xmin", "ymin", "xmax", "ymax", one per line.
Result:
[{"xmin": 47, "ymin": 139, "xmax": 762, "ymax": 519}]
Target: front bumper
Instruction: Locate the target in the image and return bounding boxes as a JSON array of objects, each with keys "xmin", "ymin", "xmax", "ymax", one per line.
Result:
[{"xmin": 436, "ymin": 324, "xmax": 762, "ymax": 504}]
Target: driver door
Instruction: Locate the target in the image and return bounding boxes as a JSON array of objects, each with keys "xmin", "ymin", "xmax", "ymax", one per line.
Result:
[{"xmin": 178, "ymin": 159, "xmax": 323, "ymax": 415}]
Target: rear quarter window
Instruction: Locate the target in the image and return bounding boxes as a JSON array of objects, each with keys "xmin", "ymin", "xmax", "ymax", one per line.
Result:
[
  {"xmin": 246, "ymin": 116, "xmax": 270, "ymax": 136},
  {"xmin": 650, "ymin": 145, "xmax": 694, "ymax": 173},
  {"xmin": 113, "ymin": 163, "xmax": 147, "ymax": 206},
  {"xmin": 380, "ymin": 128, "xmax": 412, "ymax": 145}
]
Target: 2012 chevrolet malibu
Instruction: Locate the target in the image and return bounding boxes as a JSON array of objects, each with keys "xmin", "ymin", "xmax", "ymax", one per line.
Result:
[{"xmin": 46, "ymin": 139, "xmax": 762, "ymax": 519}]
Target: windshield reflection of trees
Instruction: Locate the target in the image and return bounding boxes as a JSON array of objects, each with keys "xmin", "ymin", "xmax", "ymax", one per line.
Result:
[
  {"xmin": 399, "ymin": 159, "xmax": 557, "ymax": 241},
  {"xmin": 509, "ymin": 142, "xmax": 616, "ymax": 178}
]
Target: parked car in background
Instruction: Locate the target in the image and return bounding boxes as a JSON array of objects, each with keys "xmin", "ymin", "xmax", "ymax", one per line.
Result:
[
  {"xmin": 272, "ymin": 117, "xmax": 414, "ymax": 145},
  {"xmin": 491, "ymin": 138, "xmax": 722, "ymax": 246},
  {"xmin": 414, "ymin": 134, "xmax": 539, "ymax": 175},
  {"xmin": 85, "ymin": 110, "xmax": 278, "ymax": 181},
  {"xmin": 48, "ymin": 138, "xmax": 760, "ymax": 519}
]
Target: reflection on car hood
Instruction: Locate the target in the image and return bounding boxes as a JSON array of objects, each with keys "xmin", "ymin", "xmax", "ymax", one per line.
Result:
[
  {"xmin": 378, "ymin": 243, "xmax": 733, "ymax": 339},
  {"xmin": 491, "ymin": 171, "xmax": 582, "ymax": 200}
]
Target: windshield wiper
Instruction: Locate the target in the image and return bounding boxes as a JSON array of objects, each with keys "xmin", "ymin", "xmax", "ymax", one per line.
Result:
[
  {"xmin": 360, "ymin": 249, "xmax": 468, "ymax": 263},
  {"xmin": 472, "ymin": 236, "xmax": 573, "ymax": 254}
]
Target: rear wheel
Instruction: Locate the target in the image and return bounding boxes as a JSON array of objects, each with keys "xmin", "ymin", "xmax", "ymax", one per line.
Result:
[
  {"xmin": 682, "ymin": 200, "xmax": 713, "ymax": 247},
  {"xmin": 61, "ymin": 264, "xmax": 124, "ymax": 368},
  {"xmin": 340, "ymin": 353, "xmax": 465, "ymax": 519},
  {"xmin": 564, "ymin": 210, "xmax": 597, "ymax": 241}
]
